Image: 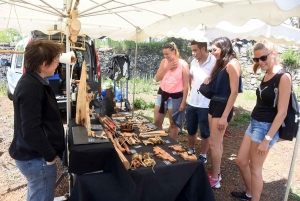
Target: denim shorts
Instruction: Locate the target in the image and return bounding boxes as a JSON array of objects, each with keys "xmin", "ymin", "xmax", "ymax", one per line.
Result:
[
  {"xmin": 186, "ymin": 104, "xmax": 210, "ymax": 138},
  {"xmin": 155, "ymin": 95, "xmax": 172, "ymax": 109},
  {"xmin": 15, "ymin": 157, "xmax": 57, "ymax": 201},
  {"xmin": 245, "ymin": 118, "xmax": 279, "ymax": 147},
  {"xmin": 208, "ymin": 100, "xmax": 233, "ymax": 122}
]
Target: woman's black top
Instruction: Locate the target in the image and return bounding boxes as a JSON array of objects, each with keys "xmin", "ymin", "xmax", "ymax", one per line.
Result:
[{"xmin": 251, "ymin": 74, "xmax": 278, "ymax": 123}]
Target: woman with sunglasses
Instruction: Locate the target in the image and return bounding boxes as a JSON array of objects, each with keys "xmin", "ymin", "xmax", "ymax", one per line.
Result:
[
  {"xmin": 205, "ymin": 37, "xmax": 242, "ymax": 188},
  {"xmin": 231, "ymin": 39, "xmax": 291, "ymax": 201},
  {"xmin": 154, "ymin": 42, "xmax": 189, "ymax": 140}
]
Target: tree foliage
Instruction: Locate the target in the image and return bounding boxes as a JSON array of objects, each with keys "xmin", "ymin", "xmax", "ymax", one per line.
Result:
[{"xmin": 0, "ymin": 29, "xmax": 22, "ymax": 44}]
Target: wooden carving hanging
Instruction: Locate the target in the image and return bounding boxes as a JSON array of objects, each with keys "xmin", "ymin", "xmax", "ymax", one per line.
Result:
[{"xmin": 68, "ymin": 1, "xmax": 81, "ymax": 43}]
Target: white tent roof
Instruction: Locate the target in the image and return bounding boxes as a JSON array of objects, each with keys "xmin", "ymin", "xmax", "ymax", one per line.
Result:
[
  {"xmin": 166, "ymin": 19, "xmax": 300, "ymax": 46},
  {"xmin": 0, "ymin": 0, "xmax": 299, "ymax": 41}
]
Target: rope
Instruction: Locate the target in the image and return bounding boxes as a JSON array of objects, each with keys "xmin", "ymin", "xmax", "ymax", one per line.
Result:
[
  {"xmin": 14, "ymin": 6, "xmax": 23, "ymax": 35},
  {"xmin": 6, "ymin": 5, "xmax": 12, "ymax": 30}
]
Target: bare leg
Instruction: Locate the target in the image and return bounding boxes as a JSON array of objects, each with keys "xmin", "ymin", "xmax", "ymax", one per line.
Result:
[
  {"xmin": 236, "ymin": 134, "xmax": 252, "ymax": 196},
  {"xmin": 154, "ymin": 105, "xmax": 167, "ymax": 130},
  {"xmin": 188, "ymin": 134, "xmax": 197, "ymax": 148},
  {"xmin": 200, "ymin": 138, "xmax": 209, "ymax": 155},
  {"xmin": 168, "ymin": 109, "xmax": 179, "ymax": 140},
  {"xmin": 249, "ymin": 142, "xmax": 269, "ymax": 201},
  {"xmin": 209, "ymin": 115, "xmax": 227, "ymax": 179}
]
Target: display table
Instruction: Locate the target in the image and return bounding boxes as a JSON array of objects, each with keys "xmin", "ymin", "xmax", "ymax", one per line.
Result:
[{"xmin": 68, "ymin": 119, "xmax": 215, "ymax": 201}]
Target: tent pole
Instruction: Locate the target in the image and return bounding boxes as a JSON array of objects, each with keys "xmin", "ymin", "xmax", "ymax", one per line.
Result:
[
  {"xmin": 284, "ymin": 110, "xmax": 300, "ymax": 201},
  {"xmin": 66, "ymin": 4, "xmax": 71, "ymax": 125},
  {"xmin": 132, "ymin": 28, "xmax": 138, "ymax": 117}
]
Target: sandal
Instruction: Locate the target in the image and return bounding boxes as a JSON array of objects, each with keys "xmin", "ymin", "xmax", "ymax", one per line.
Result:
[{"xmin": 187, "ymin": 147, "xmax": 195, "ymax": 155}]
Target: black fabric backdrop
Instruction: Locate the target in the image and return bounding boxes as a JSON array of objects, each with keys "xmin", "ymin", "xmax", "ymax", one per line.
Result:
[{"xmin": 68, "ymin": 119, "xmax": 215, "ymax": 201}]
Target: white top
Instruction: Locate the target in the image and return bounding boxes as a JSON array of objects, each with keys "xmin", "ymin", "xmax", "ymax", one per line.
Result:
[{"xmin": 188, "ymin": 53, "xmax": 216, "ymax": 108}]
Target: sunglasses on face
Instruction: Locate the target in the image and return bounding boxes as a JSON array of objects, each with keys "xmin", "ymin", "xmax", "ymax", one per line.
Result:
[{"xmin": 252, "ymin": 53, "xmax": 270, "ymax": 63}]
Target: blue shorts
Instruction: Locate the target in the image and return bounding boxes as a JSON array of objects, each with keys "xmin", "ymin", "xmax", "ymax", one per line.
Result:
[
  {"xmin": 245, "ymin": 117, "xmax": 279, "ymax": 147},
  {"xmin": 155, "ymin": 95, "xmax": 172, "ymax": 109},
  {"xmin": 186, "ymin": 104, "xmax": 210, "ymax": 139}
]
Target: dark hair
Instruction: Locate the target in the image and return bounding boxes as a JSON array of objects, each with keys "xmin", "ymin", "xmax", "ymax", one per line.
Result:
[
  {"xmin": 24, "ymin": 40, "xmax": 64, "ymax": 73},
  {"xmin": 162, "ymin": 42, "xmax": 180, "ymax": 58},
  {"xmin": 190, "ymin": 40, "xmax": 207, "ymax": 51},
  {"xmin": 210, "ymin": 37, "xmax": 236, "ymax": 80}
]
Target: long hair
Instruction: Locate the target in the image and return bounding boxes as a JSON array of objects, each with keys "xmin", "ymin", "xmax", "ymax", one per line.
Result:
[
  {"xmin": 210, "ymin": 37, "xmax": 236, "ymax": 80},
  {"xmin": 162, "ymin": 42, "xmax": 180, "ymax": 58},
  {"xmin": 252, "ymin": 39, "xmax": 279, "ymax": 74}
]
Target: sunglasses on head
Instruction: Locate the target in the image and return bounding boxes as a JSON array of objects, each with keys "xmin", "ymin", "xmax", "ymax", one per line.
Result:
[{"xmin": 252, "ymin": 53, "xmax": 270, "ymax": 63}]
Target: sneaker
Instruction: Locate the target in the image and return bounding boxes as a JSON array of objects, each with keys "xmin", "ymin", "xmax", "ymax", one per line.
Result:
[
  {"xmin": 198, "ymin": 155, "xmax": 207, "ymax": 164},
  {"xmin": 208, "ymin": 172, "xmax": 221, "ymax": 188},
  {"xmin": 208, "ymin": 172, "xmax": 222, "ymax": 180},
  {"xmin": 231, "ymin": 191, "xmax": 251, "ymax": 200},
  {"xmin": 208, "ymin": 175, "xmax": 221, "ymax": 188},
  {"xmin": 187, "ymin": 147, "xmax": 195, "ymax": 155}
]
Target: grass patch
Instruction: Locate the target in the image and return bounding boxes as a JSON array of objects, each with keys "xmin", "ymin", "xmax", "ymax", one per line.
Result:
[
  {"xmin": 128, "ymin": 78, "xmax": 157, "ymax": 94},
  {"xmin": 229, "ymin": 112, "xmax": 251, "ymax": 129},
  {"xmin": 289, "ymin": 185, "xmax": 300, "ymax": 200},
  {"xmin": 241, "ymin": 90, "xmax": 256, "ymax": 102},
  {"xmin": 133, "ymin": 98, "xmax": 154, "ymax": 110},
  {"xmin": 0, "ymin": 81, "xmax": 7, "ymax": 97}
]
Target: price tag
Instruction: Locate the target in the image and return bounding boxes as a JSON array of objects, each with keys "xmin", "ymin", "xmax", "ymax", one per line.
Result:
[
  {"xmin": 87, "ymin": 137, "xmax": 96, "ymax": 143},
  {"xmin": 165, "ymin": 140, "xmax": 171, "ymax": 144},
  {"xmin": 172, "ymin": 151, "xmax": 178, "ymax": 155},
  {"xmin": 134, "ymin": 145, "xmax": 142, "ymax": 149},
  {"xmin": 163, "ymin": 160, "xmax": 172, "ymax": 165},
  {"xmin": 130, "ymin": 149, "xmax": 137, "ymax": 154}
]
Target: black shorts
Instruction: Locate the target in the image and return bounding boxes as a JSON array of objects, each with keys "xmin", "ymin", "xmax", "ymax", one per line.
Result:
[{"xmin": 208, "ymin": 100, "xmax": 233, "ymax": 122}]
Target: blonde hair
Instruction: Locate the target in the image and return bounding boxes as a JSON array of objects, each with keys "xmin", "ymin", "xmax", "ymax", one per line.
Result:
[
  {"xmin": 253, "ymin": 39, "xmax": 279, "ymax": 74},
  {"xmin": 162, "ymin": 42, "xmax": 181, "ymax": 58}
]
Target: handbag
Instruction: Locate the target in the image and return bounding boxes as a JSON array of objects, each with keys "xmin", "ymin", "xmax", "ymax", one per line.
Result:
[{"xmin": 199, "ymin": 83, "xmax": 213, "ymax": 99}]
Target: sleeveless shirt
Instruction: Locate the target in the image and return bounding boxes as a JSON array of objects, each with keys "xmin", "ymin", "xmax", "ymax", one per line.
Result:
[
  {"xmin": 251, "ymin": 74, "xmax": 279, "ymax": 123},
  {"xmin": 211, "ymin": 59, "xmax": 242, "ymax": 100}
]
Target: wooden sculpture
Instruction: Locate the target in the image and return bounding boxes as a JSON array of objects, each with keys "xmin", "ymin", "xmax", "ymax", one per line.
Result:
[
  {"xmin": 75, "ymin": 60, "xmax": 94, "ymax": 136},
  {"xmin": 168, "ymin": 145, "xmax": 186, "ymax": 152},
  {"xmin": 153, "ymin": 146, "xmax": 177, "ymax": 163},
  {"xmin": 178, "ymin": 152, "xmax": 197, "ymax": 161},
  {"xmin": 98, "ymin": 115, "xmax": 130, "ymax": 169}
]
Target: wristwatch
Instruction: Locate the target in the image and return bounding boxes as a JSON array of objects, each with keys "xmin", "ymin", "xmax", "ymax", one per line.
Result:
[{"xmin": 265, "ymin": 135, "xmax": 272, "ymax": 141}]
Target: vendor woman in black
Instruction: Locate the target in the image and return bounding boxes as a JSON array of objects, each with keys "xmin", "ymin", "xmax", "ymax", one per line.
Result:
[
  {"xmin": 9, "ymin": 40, "xmax": 65, "ymax": 201},
  {"xmin": 231, "ymin": 39, "xmax": 291, "ymax": 201}
]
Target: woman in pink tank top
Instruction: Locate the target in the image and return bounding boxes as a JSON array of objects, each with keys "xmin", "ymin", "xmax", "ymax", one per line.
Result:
[{"xmin": 154, "ymin": 42, "xmax": 189, "ymax": 140}]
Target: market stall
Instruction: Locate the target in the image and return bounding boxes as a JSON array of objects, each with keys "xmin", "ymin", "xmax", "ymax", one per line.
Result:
[{"xmin": 67, "ymin": 115, "xmax": 215, "ymax": 201}]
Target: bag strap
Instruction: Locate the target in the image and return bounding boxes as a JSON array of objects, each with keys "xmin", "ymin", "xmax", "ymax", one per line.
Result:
[{"xmin": 273, "ymin": 69, "xmax": 292, "ymax": 89}]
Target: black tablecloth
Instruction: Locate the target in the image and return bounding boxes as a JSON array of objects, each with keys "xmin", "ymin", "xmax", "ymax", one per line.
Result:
[
  {"xmin": 68, "ymin": 118, "xmax": 116, "ymax": 175},
  {"xmin": 68, "ymin": 118, "xmax": 215, "ymax": 201}
]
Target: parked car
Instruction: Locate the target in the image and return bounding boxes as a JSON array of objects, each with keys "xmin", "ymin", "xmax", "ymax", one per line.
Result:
[
  {"xmin": 6, "ymin": 30, "xmax": 101, "ymax": 112},
  {"xmin": 1, "ymin": 58, "xmax": 10, "ymax": 67}
]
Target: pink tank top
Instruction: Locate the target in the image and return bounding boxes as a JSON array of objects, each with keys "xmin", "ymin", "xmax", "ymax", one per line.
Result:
[{"xmin": 160, "ymin": 59, "xmax": 185, "ymax": 93}]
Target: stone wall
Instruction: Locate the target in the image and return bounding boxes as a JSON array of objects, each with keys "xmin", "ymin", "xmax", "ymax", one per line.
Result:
[{"xmin": 98, "ymin": 43, "xmax": 300, "ymax": 99}]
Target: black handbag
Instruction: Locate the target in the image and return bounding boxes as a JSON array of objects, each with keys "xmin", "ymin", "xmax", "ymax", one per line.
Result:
[{"xmin": 199, "ymin": 83, "xmax": 213, "ymax": 99}]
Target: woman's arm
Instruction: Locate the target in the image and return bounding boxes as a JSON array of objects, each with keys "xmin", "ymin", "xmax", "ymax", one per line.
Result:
[
  {"xmin": 218, "ymin": 60, "xmax": 241, "ymax": 129},
  {"xmin": 180, "ymin": 62, "xmax": 190, "ymax": 111}
]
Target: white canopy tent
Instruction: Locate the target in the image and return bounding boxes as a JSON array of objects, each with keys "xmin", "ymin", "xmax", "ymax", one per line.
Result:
[
  {"xmin": 0, "ymin": 0, "xmax": 300, "ymax": 41},
  {"xmin": 0, "ymin": 1, "xmax": 299, "ymax": 200},
  {"xmin": 166, "ymin": 19, "xmax": 300, "ymax": 46}
]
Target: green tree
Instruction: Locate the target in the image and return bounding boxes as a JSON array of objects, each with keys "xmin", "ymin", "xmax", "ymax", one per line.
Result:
[{"xmin": 0, "ymin": 29, "xmax": 22, "ymax": 44}]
